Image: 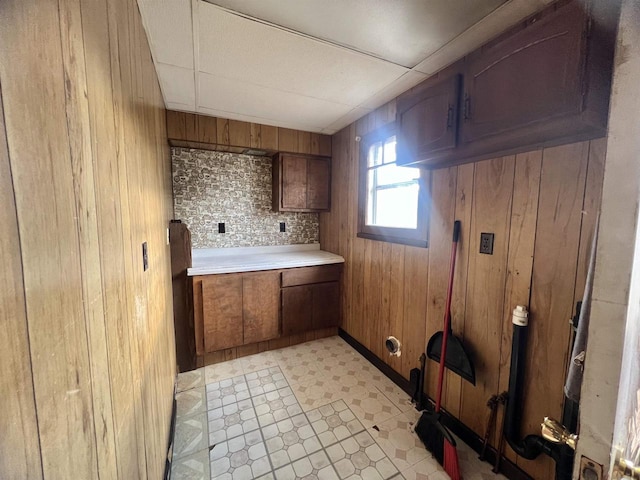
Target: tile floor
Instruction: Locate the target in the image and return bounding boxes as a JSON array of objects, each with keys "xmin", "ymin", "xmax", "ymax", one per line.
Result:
[{"xmin": 171, "ymin": 336, "xmax": 508, "ymax": 480}]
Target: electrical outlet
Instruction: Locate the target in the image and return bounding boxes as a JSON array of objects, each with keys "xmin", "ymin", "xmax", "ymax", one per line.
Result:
[
  {"xmin": 280, "ymin": 222, "xmax": 286, "ymax": 232},
  {"xmin": 142, "ymin": 242, "xmax": 148, "ymax": 271},
  {"xmin": 480, "ymin": 233, "xmax": 494, "ymax": 255},
  {"xmin": 218, "ymin": 222, "xmax": 225, "ymax": 234},
  {"xmin": 579, "ymin": 456, "xmax": 602, "ymax": 480}
]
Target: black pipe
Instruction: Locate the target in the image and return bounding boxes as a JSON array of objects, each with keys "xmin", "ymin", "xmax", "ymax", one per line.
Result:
[{"xmin": 504, "ymin": 312, "xmax": 574, "ymax": 480}]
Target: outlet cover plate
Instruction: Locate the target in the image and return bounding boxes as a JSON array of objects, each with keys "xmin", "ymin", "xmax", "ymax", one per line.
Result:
[{"xmin": 480, "ymin": 233, "xmax": 494, "ymax": 255}]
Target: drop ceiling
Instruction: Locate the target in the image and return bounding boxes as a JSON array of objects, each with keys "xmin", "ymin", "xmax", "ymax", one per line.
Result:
[{"xmin": 137, "ymin": 0, "xmax": 554, "ymax": 134}]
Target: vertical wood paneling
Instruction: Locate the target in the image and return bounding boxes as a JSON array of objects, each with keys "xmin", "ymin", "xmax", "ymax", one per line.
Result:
[
  {"xmin": 445, "ymin": 163, "xmax": 475, "ymax": 416},
  {"xmin": 424, "ymin": 167, "xmax": 457, "ymax": 398},
  {"xmin": 0, "ymin": 0, "xmax": 176, "ymax": 477},
  {"xmin": 0, "ymin": 87, "xmax": 43, "ymax": 480},
  {"xmin": 460, "ymin": 156, "xmax": 514, "ymax": 435},
  {"xmin": 59, "ymin": 0, "xmax": 118, "ymax": 475},
  {"xmin": 278, "ymin": 127, "xmax": 298, "ymax": 152},
  {"xmin": 498, "ymin": 151, "xmax": 542, "ymax": 458},
  {"xmin": 0, "ymin": 1, "xmax": 99, "ymax": 476},
  {"xmin": 518, "ymin": 142, "xmax": 589, "ymax": 478},
  {"xmin": 401, "ymin": 246, "xmax": 429, "ymax": 379}
]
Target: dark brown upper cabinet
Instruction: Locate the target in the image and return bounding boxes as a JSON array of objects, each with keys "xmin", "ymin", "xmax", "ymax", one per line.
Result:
[
  {"xmin": 273, "ymin": 153, "xmax": 331, "ymax": 212},
  {"xmin": 396, "ymin": 75, "xmax": 461, "ymax": 165},
  {"xmin": 396, "ymin": 0, "xmax": 616, "ymax": 169},
  {"xmin": 462, "ymin": 1, "xmax": 590, "ymax": 144}
]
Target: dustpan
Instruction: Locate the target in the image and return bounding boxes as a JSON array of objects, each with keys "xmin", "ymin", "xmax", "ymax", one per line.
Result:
[{"xmin": 426, "ymin": 311, "xmax": 476, "ymax": 385}]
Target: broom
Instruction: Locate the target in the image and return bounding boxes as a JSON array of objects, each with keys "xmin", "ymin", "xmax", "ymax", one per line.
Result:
[{"xmin": 415, "ymin": 220, "xmax": 461, "ymax": 480}]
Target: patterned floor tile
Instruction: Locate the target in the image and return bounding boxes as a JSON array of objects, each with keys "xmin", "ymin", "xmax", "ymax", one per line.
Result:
[
  {"xmin": 240, "ymin": 352, "xmax": 281, "ymax": 374},
  {"xmin": 343, "ymin": 389, "xmax": 402, "ymax": 428},
  {"xmin": 374, "ymin": 381, "xmax": 415, "ymax": 414},
  {"xmin": 210, "ymin": 430, "xmax": 271, "ymax": 479},
  {"xmin": 273, "ymin": 451, "xmax": 338, "ymax": 480},
  {"xmin": 176, "ymin": 386, "xmax": 207, "ymax": 418},
  {"xmin": 263, "ymin": 414, "xmax": 322, "ymax": 468},
  {"xmin": 291, "ymin": 377, "xmax": 346, "ymax": 411},
  {"xmin": 280, "ymin": 361, "xmax": 329, "ymax": 386},
  {"xmin": 172, "ymin": 337, "xmax": 508, "ymax": 480},
  {"xmin": 173, "ymin": 412, "xmax": 209, "ymax": 460},
  {"xmin": 246, "ymin": 367, "xmax": 288, "ymax": 396},
  {"xmin": 254, "ymin": 386, "xmax": 304, "ymax": 427},
  {"xmin": 370, "ymin": 413, "xmax": 429, "ymax": 471},
  {"xmin": 170, "ymin": 448, "xmax": 210, "ymax": 480},
  {"xmin": 399, "ymin": 456, "xmax": 441, "ymax": 480},
  {"xmin": 325, "ymin": 431, "xmax": 398, "ymax": 480},
  {"xmin": 307, "ymin": 400, "xmax": 365, "ymax": 447},
  {"xmin": 205, "ymin": 359, "xmax": 244, "ymax": 385},
  {"xmin": 177, "ymin": 369, "xmax": 205, "ymax": 393},
  {"xmin": 208, "ymin": 399, "xmax": 259, "ymax": 445},
  {"xmin": 206, "ymin": 375, "xmax": 250, "ymax": 410}
]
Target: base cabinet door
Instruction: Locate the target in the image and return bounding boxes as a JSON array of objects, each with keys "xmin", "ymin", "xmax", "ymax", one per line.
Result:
[
  {"xmin": 282, "ymin": 285, "xmax": 313, "ymax": 336},
  {"xmin": 312, "ymin": 282, "xmax": 340, "ymax": 329},
  {"xmin": 243, "ymin": 271, "xmax": 280, "ymax": 344},
  {"xmin": 202, "ymin": 274, "xmax": 243, "ymax": 352}
]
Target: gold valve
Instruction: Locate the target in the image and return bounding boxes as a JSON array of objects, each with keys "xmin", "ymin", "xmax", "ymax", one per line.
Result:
[
  {"xmin": 612, "ymin": 448, "xmax": 640, "ymax": 480},
  {"xmin": 540, "ymin": 417, "xmax": 577, "ymax": 450}
]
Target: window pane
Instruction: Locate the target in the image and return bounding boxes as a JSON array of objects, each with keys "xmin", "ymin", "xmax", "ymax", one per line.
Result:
[
  {"xmin": 383, "ymin": 137, "xmax": 396, "ymax": 164},
  {"xmin": 368, "ymin": 141, "xmax": 383, "ymax": 167},
  {"xmin": 376, "ymin": 163, "xmax": 420, "ymax": 187},
  {"xmin": 374, "ymin": 185, "xmax": 419, "ymax": 229},
  {"xmin": 367, "ymin": 183, "xmax": 419, "ymax": 229}
]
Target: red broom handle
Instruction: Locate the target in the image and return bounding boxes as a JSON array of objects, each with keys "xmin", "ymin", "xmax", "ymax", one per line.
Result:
[{"xmin": 436, "ymin": 220, "xmax": 460, "ymax": 413}]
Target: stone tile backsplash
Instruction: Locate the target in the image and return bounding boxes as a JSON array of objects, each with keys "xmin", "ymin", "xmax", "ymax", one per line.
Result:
[{"xmin": 172, "ymin": 148, "xmax": 319, "ymax": 248}]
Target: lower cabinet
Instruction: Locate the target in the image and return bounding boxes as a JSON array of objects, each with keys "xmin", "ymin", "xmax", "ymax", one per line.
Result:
[
  {"xmin": 193, "ymin": 264, "xmax": 343, "ymax": 355},
  {"xmin": 199, "ymin": 270, "xmax": 280, "ymax": 353},
  {"xmin": 281, "ymin": 265, "xmax": 342, "ymax": 335}
]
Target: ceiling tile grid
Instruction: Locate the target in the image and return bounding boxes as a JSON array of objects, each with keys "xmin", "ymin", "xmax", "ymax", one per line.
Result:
[{"xmin": 137, "ymin": 0, "xmax": 554, "ymax": 134}]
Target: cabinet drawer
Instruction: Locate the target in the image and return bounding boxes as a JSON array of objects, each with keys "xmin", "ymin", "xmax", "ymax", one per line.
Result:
[{"xmin": 281, "ymin": 264, "xmax": 343, "ymax": 287}]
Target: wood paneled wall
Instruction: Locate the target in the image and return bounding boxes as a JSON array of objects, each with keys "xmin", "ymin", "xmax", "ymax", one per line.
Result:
[
  {"xmin": 0, "ymin": 0, "xmax": 175, "ymax": 478},
  {"xmin": 320, "ymin": 101, "xmax": 605, "ymax": 479},
  {"xmin": 167, "ymin": 110, "xmax": 332, "ymax": 156}
]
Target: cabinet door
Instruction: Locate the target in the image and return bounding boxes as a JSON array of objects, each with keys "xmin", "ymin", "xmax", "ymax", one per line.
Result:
[
  {"xmin": 282, "ymin": 285, "xmax": 313, "ymax": 336},
  {"xmin": 312, "ymin": 282, "xmax": 340, "ymax": 330},
  {"xmin": 461, "ymin": 2, "xmax": 587, "ymax": 144},
  {"xmin": 202, "ymin": 274, "xmax": 243, "ymax": 352},
  {"xmin": 243, "ymin": 271, "xmax": 280, "ymax": 344},
  {"xmin": 306, "ymin": 157, "xmax": 330, "ymax": 210},
  {"xmin": 397, "ymin": 75, "xmax": 460, "ymax": 165},
  {"xmin": 281, "ymin": 155, "xmax": 307, "ymax": 210}
]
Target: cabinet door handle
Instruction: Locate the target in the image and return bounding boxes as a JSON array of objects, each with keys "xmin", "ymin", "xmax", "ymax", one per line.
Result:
[
  {"xmin": 446, "ymin": 104, "xmax": 454, "ymax": 129},
  {"xmin": 464, "ymin": 94, "xmax": 471, "ymax": 120}
]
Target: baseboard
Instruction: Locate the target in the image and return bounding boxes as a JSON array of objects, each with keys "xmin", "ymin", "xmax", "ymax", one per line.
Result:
[{"xmin": 338, "ymin": 328, "xmax": 533, "ymax": 480}]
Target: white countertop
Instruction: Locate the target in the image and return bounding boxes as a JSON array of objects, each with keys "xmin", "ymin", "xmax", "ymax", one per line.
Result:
[{"xmin": 188, "ymin": 244, "xmax": 345, "ymax": 276}]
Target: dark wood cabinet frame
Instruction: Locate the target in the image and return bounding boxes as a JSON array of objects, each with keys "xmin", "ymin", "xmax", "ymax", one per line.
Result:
[{"xmin": 357, "ymin": 123, "xmax": 430, "ymax": 248}]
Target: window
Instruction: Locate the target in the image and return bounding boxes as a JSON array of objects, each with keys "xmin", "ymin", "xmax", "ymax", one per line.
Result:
[{"xmin": 358, "ymin": 123, "xmax": 429, "ymax": 247}]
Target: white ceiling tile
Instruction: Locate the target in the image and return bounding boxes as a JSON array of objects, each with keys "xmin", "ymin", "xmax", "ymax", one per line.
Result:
[
  {"xmin": 137, "ymin": 0, "xmax": 194, "ymax": 69},
  {"xmin": 198, "ymin": 72, "xmax": 352, "ymax": 130},
  {"xmin": 195, "ymin": 106, "xmax": 323, "ymax": 133},
  {"xmin": 321, "ymin": 107, "xmax": 373, "ymax": 135},
  {"xmin": 156, "ymin": 63, "xmax": 196, "ymax": 108},
  {"xmin": 204, "ymin": 0, "xmax": 507, "ymax": 68},
  {"xmin": 358, "ymin": 71, "xmax": 429, "ymax": 111},
  {"xmin": 197, "ymin": 3, "xmax": 408, "ymax": 107},
  {"xmin": 413, "ymin": 0, "xmax": 556, "ymax": 75}
]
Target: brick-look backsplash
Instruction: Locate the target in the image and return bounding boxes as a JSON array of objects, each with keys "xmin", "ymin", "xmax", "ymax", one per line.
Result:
[{"xmin": 172, "ymin": 148, "xmax": 319, "ymax": 248}]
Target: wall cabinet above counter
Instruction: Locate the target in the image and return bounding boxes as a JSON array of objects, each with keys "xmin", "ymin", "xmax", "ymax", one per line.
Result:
[
  {"xmin": 272, "ymin": 153, "xmax": 331, "ymax": 212},
  {"xmin": 397, "ymin": 0, "xmax": 618, "ymax": 169}
]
